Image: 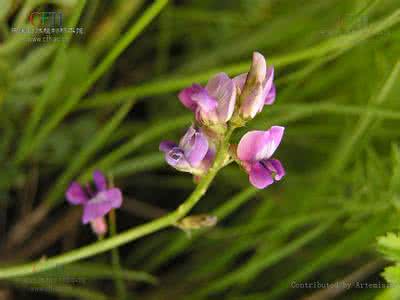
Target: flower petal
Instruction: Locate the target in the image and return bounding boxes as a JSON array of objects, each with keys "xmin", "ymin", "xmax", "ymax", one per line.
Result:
[
  {"xmin": 264, "ymin": 83, "xmax": 276, "ymax": 105},
  {"xmin": 240, "ymin": 82, "xmax": 265, "ymax": 118},
  {"xmin": 248, "ymin": 162, "xmax": 274, "ymax": 189},
  {"xmin": 179, "ymin": 126, "xmax": 209, "ymax": 167},
  {"xmin": 191, "ymin": 85, "xmax": 218, "ymax": 113},
  {"xmin": 66, "ymin": 182, "xmax": 88, "ymax": 205},
  {"xmin": 206, "ymin": 73, "xmax": 236, "ymax": 122},
  {"xmin": 159, "ymin": 140, "xmax": 178, "ymax": 153},
  {"xmin": 93, "ymin": 170, "xmax": 107, "ymax": 191},
  {"xmin": 237, "ymin": 130, "xmax": 269, "ymax": 162},
  {"xmin": 263, "ymin": 158, "xmax": 285, "ymax": 180},
  {"xmin": 199, "ymin": 147, "xmax": 216, "ymax": 172},
  {"xmin": 248, "ymin": 52, "xmax": 267, "ymax": 84},
  {"xmin": 90, "ymin": 217, "xmax": 107, "ymax": 236},
  {"xmin": 237, "ymin": 126, "xmax": 285, "ymax": 162},
  {"xmin": 178, "ymin": 85, "xmax": 198, "ymax": 112},
  {"xmin": 165, "ymin": 147, "xmax": 191, "ymax": 171},
  {"xmin": 233, "ymin": 73, "xmax": 247, "ymax": 92},
  {"xmin": 82, "ymin": 188, "xmax": 122, "ymax": 224},
  {"xmin": 263, "ymin": 66, "xmax": 274, "ymax": 94},
  {"xmin": 260, "ymin": 126, "xmax": 284, "ymax": 159}
]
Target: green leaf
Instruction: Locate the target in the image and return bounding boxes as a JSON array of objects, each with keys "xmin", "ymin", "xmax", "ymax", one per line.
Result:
[{"xmin": 378, "ymin": 233, "xmax": 400, "ymax": 262}]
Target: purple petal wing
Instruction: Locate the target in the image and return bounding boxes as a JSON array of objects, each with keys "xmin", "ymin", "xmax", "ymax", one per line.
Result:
[
  {"xmin": 82, "ymin": 188, "xmax": 122, "ymax": 224},
  {"xmin": 264, "ymin": 158, "xmax": 285, "ymax": 180},
  {"xmin": 206, "ymin": 73, "xmax": 236, "ymax": 122},
  {"xmin": 191, "ymin": 85, "xmax": 218, "ymax": 113},
  {"xmin": 165, "ymin": 147, "xmax": 191, "ymax": 171},
  {"xmin": 179, "ymin": 127, "xmax": 209, "ymax": 167},
  {"xmin": 93, "ymin": 170, "xmax": 107, "ymax": 191},
  {"xmin": 248, "ymin": 162, "xmax": 274, "ymax": 189},
  {"xmin": 178, "ymin": 85, "xmax": 198, "ymax": 112},
  {"xmin": 199, "ymin": 147, "xmax": 216, "ymax": 171},
  {"xmin": 262, "ymin": 67, "xmax": 274, "ymax": 96},
  {"xmin": 66, "ymin": 182, "xmax": 88, "ymax": 205},
  {"xmin": 264, "ymin": 83, "xmax": 276, "ymax": 105},
  {"xmin": 159, "ymin": 140, "xmax": 178, "ymax": 153}
]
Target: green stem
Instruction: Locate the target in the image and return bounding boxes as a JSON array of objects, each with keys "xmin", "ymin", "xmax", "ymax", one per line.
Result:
[
  {"xmin": 109, "ymin": 210, "xmax": 126, "ymax": 300},
  {"xmin": 0, "ymin": 126, "xmax": 234, "ymax": 279}
]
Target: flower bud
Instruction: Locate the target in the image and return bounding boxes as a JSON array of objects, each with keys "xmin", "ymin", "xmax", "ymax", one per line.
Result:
[{"xmin": 234, "ymin": 52, "xmax": 275, "ymax": 120}]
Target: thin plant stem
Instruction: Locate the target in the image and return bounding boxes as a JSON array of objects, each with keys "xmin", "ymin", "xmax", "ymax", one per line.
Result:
[
  {"xmin": 109, "ymin": 210, "xmax": 126, "ymax": 300},
  {"xmin": 0, "ymin": 126, "xmax": 235, "ymax": 279}
]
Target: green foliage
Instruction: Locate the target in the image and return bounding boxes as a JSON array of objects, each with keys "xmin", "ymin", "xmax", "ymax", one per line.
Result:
[{"xmin": 0, "ymin": 0, "xmax": 400, "ymax": 299}]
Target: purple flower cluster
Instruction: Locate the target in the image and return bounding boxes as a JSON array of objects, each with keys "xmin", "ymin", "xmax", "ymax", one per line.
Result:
[{"xmin": 160, "ymin": 52, "xmax": 285, "ymax": 189}]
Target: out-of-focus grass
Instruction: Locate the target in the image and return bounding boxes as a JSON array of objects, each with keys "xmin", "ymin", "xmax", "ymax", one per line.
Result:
[{"xmin": 0, "ymin": 0, "xmax": 400, "ymax": 299}]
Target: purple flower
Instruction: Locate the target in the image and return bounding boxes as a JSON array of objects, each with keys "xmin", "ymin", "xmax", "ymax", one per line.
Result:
[
  {"xmin": 159, "ymin": 125, "xmax": 215, "ymax": 175},
  {"xmin": 237, "ymin": 126, "xmax": 285, "ymax": 189},
  {"xmin": 234, "ymin": 52, "xmax": 275, "ymax": 119},
  {"xmin": 66, "ymin": 171, "xmax": 123, "ymax": 228},
  {"xmin": 178, "ymin": 73, "xmax": 236, "ymax": 125}
]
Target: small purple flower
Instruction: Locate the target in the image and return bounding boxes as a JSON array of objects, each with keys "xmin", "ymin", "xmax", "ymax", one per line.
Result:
[
  {"xmin": 66, "ymin": 171, "xmax": 123, "ymax": 231},
  {"xmin": 237, "ymin": 126, "xmax": 285, "ymax": 189},
  {"xmin": 159, "ymin": 125, "xmax": 215, "ymax": 175},
  {"xmin": 178, "ymin": 73, "xmax": 236, "ymax": 125},
  {"xmin": 234, "ymin": 52, "xmax": 275, "ymax": 119}
]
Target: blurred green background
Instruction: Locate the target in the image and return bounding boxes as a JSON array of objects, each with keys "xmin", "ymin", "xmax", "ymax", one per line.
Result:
[{"xmin": 1, "ymin": 0, "xmax": 400, "ymax": 299}]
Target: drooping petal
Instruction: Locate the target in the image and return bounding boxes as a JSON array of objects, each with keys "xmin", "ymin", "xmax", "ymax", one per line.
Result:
[
  {"xmin": 159, "ymin": 140, "xmax": 178, "ymax": 153},
  {"xmin": 165, "ymin": 147, "xmax": 191, "ymax": 171},
  {"xmin": 82, "ymin": 188, "xmax": 123, "ymax": 224},
  {"xmin": 66, "ymin": 182, "xmax": 89, "ymax": 205},
  {"xmin": 93, "ymin": 170, "xmax": 107, "ymax": 191},
  {"xmin": 179, "ymin": 126, "xmax": 209, "ymax": 167},
  {"xmin": 178, "ymin": 85, "xmax": 199, "ymax": 112},
  {"xmin": 264, "ymin": 83, "xmax": 276, "ymax": 105},
  {"xmin": 263, "ymin": 158, "xmax": 285, "ymax": 180},
  {"xmin": 206, "ymin": 73, "xmax": 236, "ymax": 122},
  {"xmin": 248, "ymin": 162, "xmax": 274, "ymax": 189}
]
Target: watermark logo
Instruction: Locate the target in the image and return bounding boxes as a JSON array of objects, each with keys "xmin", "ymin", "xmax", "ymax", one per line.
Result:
[
  {"xmin": 11, "ymin": 10, "xmax": 84, "ymax": 43},
  {"xmin": 29, "ymin": 12, "xmax": 63, "ymax": 27}
]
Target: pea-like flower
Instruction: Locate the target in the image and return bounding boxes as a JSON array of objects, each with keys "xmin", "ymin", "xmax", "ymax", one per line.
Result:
[
  {"xmin": 159, "ymin": 125, "xmax": 214, "ymax": 176},
  {"xmin": 178, "ymin": 73, "xmax": 236, "ymax": 127},
  {"xmin": 234, "ymin": 52, "xmax": 275, "ymax": 119},
  {"xmin": 237, "ymin": 126, "xmax": 285, "ymax": 189},
  {"xmin": 66, "ymin": 170, "xmax": 123, "ymax": 236}
]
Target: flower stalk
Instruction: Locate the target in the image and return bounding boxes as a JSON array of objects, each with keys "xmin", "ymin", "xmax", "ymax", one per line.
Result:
[{"xmin": 0, "ymin": 127, "xmax": 234, "ymax": 279}]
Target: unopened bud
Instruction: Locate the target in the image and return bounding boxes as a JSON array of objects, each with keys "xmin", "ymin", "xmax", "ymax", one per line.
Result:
[{"xmin": 176, "ymin": 214, "xmax": 218, "ymax": 230}]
